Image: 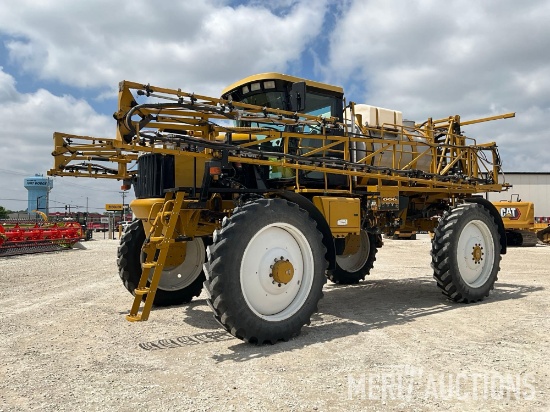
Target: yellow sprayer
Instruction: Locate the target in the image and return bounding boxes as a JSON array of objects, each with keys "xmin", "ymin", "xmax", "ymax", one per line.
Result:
[{"xmin": 49, "ymin": 73, "xmax": 515, "ymax": 343}]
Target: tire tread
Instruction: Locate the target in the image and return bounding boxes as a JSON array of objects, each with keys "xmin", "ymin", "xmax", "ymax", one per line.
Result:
[{"xmin": 431, "ymin": 203, "xmax": 501, "ymax": 303}]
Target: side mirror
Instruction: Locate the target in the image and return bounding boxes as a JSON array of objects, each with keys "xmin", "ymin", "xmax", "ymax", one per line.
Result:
[{"xmin": 290, "ymin": 82, "xmax": 306, "ymax": 112}]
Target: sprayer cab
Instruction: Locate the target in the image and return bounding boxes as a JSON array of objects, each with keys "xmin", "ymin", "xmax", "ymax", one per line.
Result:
[{"xmin": 221, "ymin": 72, "xmax": 344, "ymax": 120}]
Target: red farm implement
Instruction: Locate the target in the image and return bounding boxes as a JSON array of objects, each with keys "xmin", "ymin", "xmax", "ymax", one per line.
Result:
[{"xmin": 0, "ymin": 221, "xmax": 84, "ymax": 256}]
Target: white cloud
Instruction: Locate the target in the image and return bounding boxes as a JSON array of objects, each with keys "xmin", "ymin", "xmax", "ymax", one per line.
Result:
[
  {"xmin": 1, "ymin": 0, "xmax": 550, "ymax": 215},
  {"xmin": 0, "ymin": 0, "xmax": 328, "ymax": 97},
  {"xmin": 0, "ymin": 66, "xmax": 20, "ymax": 101},
  {"xmin": 0, "ymin": 68, "xmax": 122, "ymax": 212},
  {"xmin": 0, "ymin": 0, "xmax": 330, "ymax": 211},
  {"xmin": 323, "ymin": 0, "xmax": 550, "ymax": 171}
]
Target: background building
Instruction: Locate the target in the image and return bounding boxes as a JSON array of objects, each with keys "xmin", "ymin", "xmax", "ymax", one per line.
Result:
[{"xmin": 487, "ymin": 172, "xmax": 550, "ymax": 217}]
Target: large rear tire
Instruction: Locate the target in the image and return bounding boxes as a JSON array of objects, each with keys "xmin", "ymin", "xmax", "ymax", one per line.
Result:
[
  {"xmin": 204, "ymin": 199, "xmax": 327, "ymax": 344},
  {"xmin": 117, "ymin": 220, "xmax": 205, "ymax": 306},
  {"xmin": 329, "ymin": 230, "xmax": 377, "ymax": 284},
  {"xmin": 431, "ymin": 203, "xmax": 501, "ymax": 302}
]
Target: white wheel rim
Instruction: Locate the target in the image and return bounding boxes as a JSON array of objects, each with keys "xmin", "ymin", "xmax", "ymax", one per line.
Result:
[
  {"xmin": 240, "ymin": 223, "xmax": 314, "ymax": 321},
  {"xmin": 335, "ymin": 230, "xmax": 370, "ymax": 272},
  {"xmin": 456, "ymin": 220, "xmax": 495, "ymax": 288},
  {"xmin": 147, "ymin": 238, "xmax": 205, "ymax": 291}
]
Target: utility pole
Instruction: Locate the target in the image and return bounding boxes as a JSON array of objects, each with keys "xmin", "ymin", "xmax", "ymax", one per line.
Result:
[
  {"xmin": 120, "ymin": 191, "xmax": 127, "ymax": 222},
  {"xmin": 46, "ymin": 177, "xmax": 51, "ymax": 216},
  {"xmin": 36, "ymin": 195, "xmax": 44, "ymax": 222}
]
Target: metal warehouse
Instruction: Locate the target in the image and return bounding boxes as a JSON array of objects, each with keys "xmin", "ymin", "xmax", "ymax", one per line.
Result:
[{"xmin": 487, "ymin": 172, "xmax": 550, "ymax": 217}]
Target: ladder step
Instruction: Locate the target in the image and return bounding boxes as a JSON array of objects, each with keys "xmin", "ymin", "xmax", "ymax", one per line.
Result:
[
  {"xmin": 125, "ymin": 190, "xmax": 186, "ymax": 324},
  {"xmin": 134, "ymin": 287, "xmax": 150, "ymax": 296}
]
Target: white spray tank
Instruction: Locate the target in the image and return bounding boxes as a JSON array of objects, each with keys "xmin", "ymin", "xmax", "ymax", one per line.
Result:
[{"xmin": 346, "ymin": 104, "xmax": 432, "ymax": 173}]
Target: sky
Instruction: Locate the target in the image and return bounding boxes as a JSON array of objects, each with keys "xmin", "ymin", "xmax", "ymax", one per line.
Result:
[{"xmin": 0, "ymin": 0, "xmax": 549, "ymax": 213}]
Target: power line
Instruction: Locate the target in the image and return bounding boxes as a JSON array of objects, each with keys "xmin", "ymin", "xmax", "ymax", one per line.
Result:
[
  {"xmin": 0, "ymin": 168, "xmax": 31, "ymax": 176},
  {"xmin": 51, "ymin": 177, "xmax": 122, "ymax": 193},
  {"xmin": 0, "ymin": 169, "xmax": 121, "ymax": 193},
  {"xmin": 0, "ymin": 167, "xmax": 130, "ymax": 195}
]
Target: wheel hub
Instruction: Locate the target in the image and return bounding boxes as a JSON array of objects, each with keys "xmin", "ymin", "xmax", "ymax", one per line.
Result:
[
  {"xmin": 239, "ymin": 222, "xmax": 313, "ymax": 320},
  {"xmin": 271, "ymin": 257, "xmax": 294, "ymax": 285},
  {"xmin": 471, "ymin": 243, "xmax": 484, "ymax": 264},
  {"xmin": 144, "ymin": 237, "xmax": 205, "ymax": 291}
]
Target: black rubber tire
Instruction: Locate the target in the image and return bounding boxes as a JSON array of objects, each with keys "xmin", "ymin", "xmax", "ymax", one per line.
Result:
[
  {"xmin": 515, "ymin": 230, "xmax": 539, "ymax": 247},
  {"xmin": 505, "ymin": 230, "xmax": 523, "ymax": 247},
  {"xmin": 204, "ymin": 198, "xmax": 327, "ymax": 344},
  {"xmin": 117, "ymin": 219, "xmax": 205, "ymax": 306},
  {"xmin": 391, "ymin": 233, "xmax": 416, "ymax": 240},
  {"xmin": 328, "ymin": 230, "xmax": 377, "ymax": 284},
  {"xmin": 431, "ymin": 203, "xmax": 501, "ymax": 303},
  {"xmin": 538, "ymin": 225, "xmax": 550, "ymax": 244}
]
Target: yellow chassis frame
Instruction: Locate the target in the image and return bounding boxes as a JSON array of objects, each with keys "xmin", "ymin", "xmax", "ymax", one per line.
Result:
[
  {"xmin": 50, "ymin": 81, "xmax": 512, "ymax": 191},
  {"xmin": 49, "ymin": 80, "xmax": 513, "ymax": 235}
]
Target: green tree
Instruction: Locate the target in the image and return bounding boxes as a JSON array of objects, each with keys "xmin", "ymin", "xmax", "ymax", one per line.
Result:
[{"xmin": 0, "ymin": 206, "xmax": 10, "ymax": 219}]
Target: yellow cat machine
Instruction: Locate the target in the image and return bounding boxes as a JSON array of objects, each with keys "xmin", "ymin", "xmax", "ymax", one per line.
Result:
[
  {"xmin": 48, "ymin": 73, "xmax": 514, "ymax": 343},
  {"xmin": 493, "ymin": 197, "xmax": 550, "ymax": 246}
]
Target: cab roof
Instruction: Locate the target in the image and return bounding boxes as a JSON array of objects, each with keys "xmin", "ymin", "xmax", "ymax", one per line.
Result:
[{"xmin": 221, "ymin": 72, "xmax": 344, "ymax": 97}]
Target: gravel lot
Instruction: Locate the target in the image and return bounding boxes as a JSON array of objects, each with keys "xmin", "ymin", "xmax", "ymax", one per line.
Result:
[{"xmin": 1, "ymin": 234, "xmax": 548, "ymax": 411}]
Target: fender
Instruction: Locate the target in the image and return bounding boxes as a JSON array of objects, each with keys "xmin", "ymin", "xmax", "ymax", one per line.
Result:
[
  {"xmin": 275, "ymin": 191, "xmax": 336, "ymax": 270},
  {"xmin": 465, "ymin": 197, "xmax": 507, "ymax": 254}
]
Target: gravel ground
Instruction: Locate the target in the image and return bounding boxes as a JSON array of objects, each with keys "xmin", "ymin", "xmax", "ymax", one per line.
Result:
[{"xmin": 1, "ymin": 234, "xmax": 548, "ymax": 411}]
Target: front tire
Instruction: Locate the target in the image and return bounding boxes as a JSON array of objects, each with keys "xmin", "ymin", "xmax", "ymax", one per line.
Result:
[
  {"xmin": 204, "ymin": 199, "xmax": 327, "ymax": 344},
  {"xmin": 329, "ymin": 230, "xmax": 378, "ymax": 284},
  {"xmin": 431, "ymin": 203, "xmax": 501, "ymax": 302},
  {"xmin": 117, "ymin": 220, "xmax": 205, "ymax": 306}
]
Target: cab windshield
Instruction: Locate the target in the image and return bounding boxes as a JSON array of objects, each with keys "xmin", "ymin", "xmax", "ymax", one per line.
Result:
[
  {"xmin": 241, "ymin": 91, "xmax": 286, "ymax": 110},
  {"xmin": 237, "ymin": 89, "xmax": 340, "ymax": 134}
]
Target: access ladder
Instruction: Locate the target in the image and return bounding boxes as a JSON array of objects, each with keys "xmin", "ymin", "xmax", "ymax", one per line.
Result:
[{"xmin": 126, "ymin": 191, "xmax": 185, "ymax": 321}]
